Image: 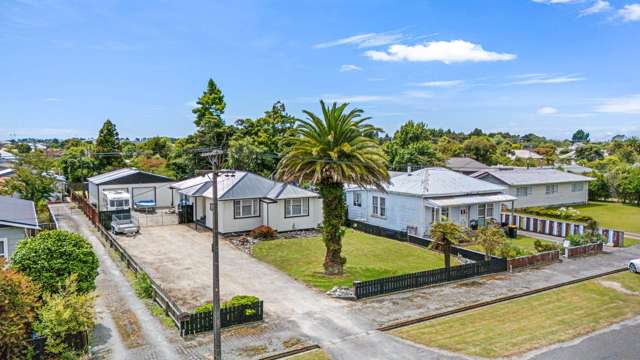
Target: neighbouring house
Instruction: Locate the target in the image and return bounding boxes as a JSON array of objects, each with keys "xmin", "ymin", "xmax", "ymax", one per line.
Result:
[
  {"xmin": 345, "ymin": 167, "xmax": 517, "ymax": 237},
  {"xmin": 169, "ymin": 173, "xmax": 213, "ymax": 211},
  {"xmin": 445, "ymin": 157, "xmax": 489, "ymax": 175},
  {"xmin": 471, "ymin": 168, "xmax": 593, "ymax": 209},
  {"xmin": 508, "ymin": 149, "xmax": 543, "ymax": 161},
  {"xmin": 178, "ymin": 171, "xmax": 323, "ymax": 233},
  {"xmin": 0, "ymin": 195, "xmax": 39, "ymax": 260},
  {"xmin": 558, "ymin": 163, "xmax": 593, "ymax": 175},
  {"xmin": 0, "ymin": 149, "xmax": 17, "ymax": 167},
  {"xmin": 87, "ymin": 168, "xmax": 175, "ymax": 212}
]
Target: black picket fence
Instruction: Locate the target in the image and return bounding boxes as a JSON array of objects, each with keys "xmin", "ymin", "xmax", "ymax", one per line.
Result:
[
  {"xmin": 407, "ymin": 234, "xmax": 507, "ymax": 267},
  {"xmin": 179, "ymin": 301, "xmax": 264, "ymax": 336},
  {"xmin": 354, "ymin": 261, "xmax": 501, "ymax": 299},
  {"xmin": 348, "ymin": 219, "xmax": 408, "ymax": 241},
  {"xmin": 26, "ymin": 332, "xmax": 89, "ymax": 360}
]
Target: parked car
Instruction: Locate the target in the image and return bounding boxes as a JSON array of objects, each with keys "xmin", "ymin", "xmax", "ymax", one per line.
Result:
[{"xmin": 629, "ymin": 259, "xmax": 640, "ymax": 273}]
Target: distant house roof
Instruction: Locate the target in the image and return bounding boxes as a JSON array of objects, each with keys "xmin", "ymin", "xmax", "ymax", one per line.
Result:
[
  {"xmin": 471, "ymin": 168, "xmax": 593, "ymax": 186},
  {"xmin": 509, "ymin": 149, "xmax": 543, "ymax": 160},
  {"xmin": 179, "ymin": 171, "xmax": 319, "ymax": 200},
  {"xmin": 559, "ymin": 164, "xmax": 593, "ymax": 175},
  {"xmin": 0, "ymin": 167, "xmax": 15, "ymax": 177},
  {"xmin": 346, "ymin": 167, "xmax": 509, "ymax": 198},
  {"xmin": 0, "ymin": 149, "xmax": 17, "ymax": 161},
  {"xmin": 0, "ymin": 195, "xmax": 39, "ymax": 229},
  {"xmin": 445, "ymin": 157, "xmax": 489, "ymax": 173},
  {"xmin": 88, "ymin": 168, "xmax": 174, "ymax": 185}
]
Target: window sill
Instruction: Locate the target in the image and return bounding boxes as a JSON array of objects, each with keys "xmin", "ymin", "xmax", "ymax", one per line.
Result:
[
  {"xmin": 285, "ymin": 214, "xmax": 310, "ymax": 218},
  {"xmin": 370, "ymin": 214, "xmax": 387, "ymax": 219}
]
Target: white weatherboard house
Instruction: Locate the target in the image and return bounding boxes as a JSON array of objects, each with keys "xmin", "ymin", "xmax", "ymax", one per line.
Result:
[
  {"xmin": 87, "ymin": 168, "xmax": 175, "ymax": 211},
  {"xmin": 345, "ymin": 167, "xmax": 517, "ymax": 237},
  {"xmin": 471, "ymin": 168, "xmax": 593, "ymax": 209},
  {"xmin": 177, "ymin": 171, "xmax": 323, "ymax": 234},
  {"xmin": 0, "ymin": 195, "xmax": 39, "ymax": 260}
]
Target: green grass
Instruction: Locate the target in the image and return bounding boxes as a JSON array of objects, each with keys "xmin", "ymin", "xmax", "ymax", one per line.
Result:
[
  {"xmin": 465, "ymin": 235, "xmax": 558, "ymax": 257},
  {"xmin": 623, "ymin": 237, "xmax": 640, "ymax": 248},
  {"xmin": 288, "ymin": 349, "xmax": 331, "ymax": 360},
  {"xmin": 253, "ymin": 229, "xmax": 455, "ymax": 291},
  {"xmin": 572, "ymin": 201, "xmax": 640, "ymax": 233},
  {"xmin": 392, "ymin": 272, "xmax": 640, "ymax": 358}
]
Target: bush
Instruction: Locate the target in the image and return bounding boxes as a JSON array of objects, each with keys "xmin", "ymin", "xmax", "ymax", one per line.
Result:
[
  {"xmin": 499, "ymin": 242, "xmax": 529, "ymax": 259},
  {"xmin": 249, "ymin": 225, "xmax": 277, "ymax": 240},
  {"xmin": 11, "ymin": 230, "xmax": 99, "ymax": 294},
  {"xmin": 195, "ymin": 295, "xmax": 260, "ymax": 316},
  {"xmin": 34, "ymin": 275, "xmax": 95, "ymax": 356},
  {"xmin": 534, "ymin": 240, "xmax": 560, "ymax": 253},
  {"xmin": 0, "ymin": 259, "xmax": 41, "ymax": 359},
  {"xmin": 133, "ymin": 272, "xmax": 154, "ymax": 299},
  {"xmin": 521, "ymin": 207, "xmax": 593, "ymax": 223}
]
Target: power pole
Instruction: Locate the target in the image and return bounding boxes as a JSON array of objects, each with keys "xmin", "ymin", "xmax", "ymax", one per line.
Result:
[{"xmin": 200, "ymin": 149, "xmax": 233, "ymax": 359}]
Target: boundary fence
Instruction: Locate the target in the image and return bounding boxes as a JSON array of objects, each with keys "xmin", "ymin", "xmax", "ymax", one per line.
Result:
[
  {"xmin": 566, "ymin": 242, "xmax": 603, "ymax": 258},
  {"xmin": 507, "ymin": 250, "xmax": 560, "ymax": 270},
  {"xmin": 27, "ymin": 331, "xmax": 89, "ymax": 360},
  {"xmin": 180, "ymin": 302, "xmax": 264, "ymax": 336}
]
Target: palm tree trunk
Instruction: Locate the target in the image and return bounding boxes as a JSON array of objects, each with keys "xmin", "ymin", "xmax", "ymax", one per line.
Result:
[{"xmin": 318, "ymin": 182, "xmax": 347, "ymax": 275}]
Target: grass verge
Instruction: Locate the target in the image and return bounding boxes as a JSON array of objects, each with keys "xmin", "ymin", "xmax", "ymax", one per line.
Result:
[
  {"xmin": 253, "ymin": 229, "xmax": 456, "ymax": 291},
  {"xmin": 391, "ymin": 272, "xmax": 640, "ymax": 358},
  {"xmin": 573, "ymin": 201, "xmax": 640, "ymax": 233},
  {"xmin": 288, "ymin": 349, "xmax": 331, "ymax": 360}
]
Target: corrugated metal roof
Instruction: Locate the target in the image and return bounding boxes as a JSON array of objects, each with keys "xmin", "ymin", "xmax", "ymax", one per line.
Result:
[
  {"xmin": 425, "ymin": 194, "xmax": 517, "ymax": 207},
  {"xmin": 87, "ymin": 168, "xmax": 173, "ymax": 185},
  {"xmin": 170, "ymin": 174, "xmax": 213, "ymax": 190},
  {"xmin": 510, "ymin": 149, "xmax": 543, "ymax": 159},
  {"xmin": 0, "ymin": 195, "xmax": 39, "ymax": 229},
  {"xmin": 445, "ymin": 157, "xmax": 489, "ymax": 171},
  {"xmin": 471, "ymin": 168, "xmax": 594, "ymax": 186}
]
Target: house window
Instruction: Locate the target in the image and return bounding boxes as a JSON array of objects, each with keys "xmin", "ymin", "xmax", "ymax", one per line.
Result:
[
  {"xmin": 234, "ymin": 199, "xmax": 259, "ymax": 218},
  {"xmin": 285, "ymin": 198, "xmax": 309, "ymax": 217},
  {"xmin": 478, "ymin": 203, "xmax": 495, "ymax": 221},
  {"xmin": 372, "ymin": 196, "xmax": 386, "ymax": 217},
  {"xmin": 571, "ymin": 183, "xmax": 584, "ymax": 192},
  {"xmin": 441, "ymin": 207, "xmax": 449, "ymax": 221},
  {"xmin": 0, "ymin": 238, "xmax": 6, "ymax": 258},
  {"xmin": 109, "ymin": 199, "xmax": 129, "ymax": 209},
  {"xmin": 545, "ymin": 184, "xmax": 559, "ymax": 195},
  {"xmin": 516, "ymin": 186, "xmax": 532, "ymax": 197},
  {"xmin": 353, "ymin": 192, "xmax": 362, "ymax": 207}
]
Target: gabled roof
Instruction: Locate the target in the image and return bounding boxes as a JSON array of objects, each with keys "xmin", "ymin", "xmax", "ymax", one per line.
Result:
[
  {"xmin": 88, "ymin": 168, "xmax": 174, "ymax": 185},
  {"xmin": 170, "ymin": 173, "xmax": 213, "ymax": 190},
  {"xmin": 471, "ymin": 168, "xmax": 593, "ymax": 186},
  {"xmin": 179, "ymin": 171, "xmax": 319, "ymax": 200},
  {"xmin": 510, "ymin": 149, "xmax": 543, "ymax": 159},
  {"xmin": 346, "ymin": 167, "xmax": 507, "ymax": 198},
  {"xmin": 0, "ymin": 195, "xmax": 39, "ymax": 229},
  {"xmin": 559, "ymin": 164, "xmax": 593, "ymax": 175},
  {"xmin": 445, "ymin": 157, "xmax": 489, "ymax": 172}
]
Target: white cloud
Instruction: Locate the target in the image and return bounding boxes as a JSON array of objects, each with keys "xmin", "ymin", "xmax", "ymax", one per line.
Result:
[
  {"xmin": 595, "ymin": 94, "xmax": 640, "ymax": 114},
  {"xmin": 403, "ymin": 91, "xmax": 433, "ymax": 99},
  {"xmin": 313, "ymin": 32, "xmax": 405, "ymax": 49},
  {"xmin": 364, "ymin": 40, "xmax": 516, "ymax": 64},
  {"xmin": 41, "ymin": 97, "xmax": 62, "ymax": 102},
  {"xmin": 185, "ymin": 100, "xmax": 197, "ymax": 107},
  {"xmin": 580, "ymin": 0, "xmax": 612, "ymax": 15},
  {"xmin": 618, "ymin": 4, "xmax": 640, "ymax": 21},
  {"xmin": 538, "ymin": 106, "xmax": 558, "ymax": 115},
  {"xmin": 532, "ymin": 0, "xmax": 580, "ymax": 4},
  {"xmin": 415, "ymin": 80, "xmax": 464, "ymax": 88},
  {"xmin": 339, "ymin": 64, "xmax": 362, "ymax": 72},
  {"xmin": 511, "ymin": 73, "xmax": 585, "ymax": 85},
  {"xmin": 321, "ymin": 95, "xmax": 393, "ymax": 103}
]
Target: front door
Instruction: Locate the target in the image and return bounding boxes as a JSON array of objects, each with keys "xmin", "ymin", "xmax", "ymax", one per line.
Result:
[{"xmin": 459, "ymin": 207, "xmax": 469, "ymax": 227}]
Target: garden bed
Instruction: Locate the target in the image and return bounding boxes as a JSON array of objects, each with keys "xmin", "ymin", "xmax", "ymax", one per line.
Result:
[{"xmin": 463, "ymin": 235, "xmax": 559, "ymax": 259}]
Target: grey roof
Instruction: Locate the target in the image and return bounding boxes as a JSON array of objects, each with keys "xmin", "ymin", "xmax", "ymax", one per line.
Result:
[
  {"xmin": 170, "ymin": 174, "xmax": 212, "ymax": 190},
  {"xmin": 0, "ymin": 195, "xmax": 39, "ymax": 229},
  {"xmin": 0, "ymin": 168, "xmax": 15, "ymax": 177},
  {"xmin": 0, "ymin": 149, "xmax": 17, "ymax": 160},
  {"xmin": 88, "ymin": 168, "xmax": 173, "ymax": 185},
  {"xmin": 510, "ymin": 149, "xmax": 543, "ymax": 159},
  {"xmin": 445, "ymin": 157, "xmax": 489, "ymax": 172},
  {"xmin": 346, "ymin": 167, "xmax": 507, "ymax": 198},
  {"xmin": 471, "ymin": 168, "xmax": 593, "ymax": 186},
  {"xmin": 559, "ymin": 164, "xmax": 593, "ymax": 175},
  {"xmin": 180, "ymin": 171, "xmax": 319, "ymax": 200}
]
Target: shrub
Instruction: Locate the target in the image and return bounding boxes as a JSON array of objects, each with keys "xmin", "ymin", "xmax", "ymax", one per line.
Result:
[
  {"xmin": 521, "ymin": 207, "xmax": 593, "ymax": 223},
  {"xmin": 195, "ymin": 295, "xmax": 261, "ymax": 316},
  {"xmin": 34, "ymin": 275, "xmax": 95, "ymax": 356},
  {"xmin": 249, "ymin": 225, "xmax": 277, "ymax": 240},
  {"xmin": 0, "ymin": 259, "xmax": 41, "ymax": 359},
  {"xmin": 534, "ymin": 240, "xmax": 560, "ymax": 253},
  {"xmin": 133, "ymin": 272, "xmax": 154, "ymax": 299},
  {"xmin": 498, "ymin": 242, "xmax": 529, "ymax": 259},
  {"xmin": 11, "ymin": 230, "xmax": 99, "ymax": 294}
]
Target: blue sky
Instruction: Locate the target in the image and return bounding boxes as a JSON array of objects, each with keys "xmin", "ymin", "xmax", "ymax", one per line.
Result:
[{"xmin": 1, "ymin": 0, "xmax": 639, "ymax": 141}]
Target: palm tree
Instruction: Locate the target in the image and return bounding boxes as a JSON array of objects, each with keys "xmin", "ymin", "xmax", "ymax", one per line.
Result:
[
  {"xmin": 476, "ymin": 224, "xmax": 506, "ymax": 261},
  {"xmin": 429, "ymin": 222, "xmax": 467, "ymax": 274},
  {"xmin": 276, "ymin": 101, "xmax": 389, "ymax": 275}
]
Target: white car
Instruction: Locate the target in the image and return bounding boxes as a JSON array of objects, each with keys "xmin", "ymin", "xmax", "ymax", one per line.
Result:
[{"xmin": 629, "ymin": 259, "xmax": 640, "ymax": 273}]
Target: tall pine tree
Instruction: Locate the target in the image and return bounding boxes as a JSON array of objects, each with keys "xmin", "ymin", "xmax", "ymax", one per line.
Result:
[{"xmin": 94, "ymin": 119, "xmax": 125, "ymax": 171}]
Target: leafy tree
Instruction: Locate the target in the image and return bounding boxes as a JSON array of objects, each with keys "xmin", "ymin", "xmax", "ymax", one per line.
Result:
[
  {"xmin": 588, "ymin": 172, "xmax": 610, "ymax": 201},
  {"xmin": 226, "ymin": 137, "xmax": 272, "ymax": 176},
  {"xmin": 94, "ymin": 119, "xmax": 125, "ymax": 171},
  {"xmin": 59, "ymin": 146, "xmax": 95, "ymax": 184},
  {"xmin": 435, "ymin": 136, "xmax": 463, "ymax": 159},
  {"xmin": 34, "ymin": 275, "xmax": 95, "ymax": 355},
  {"xmin": 462, "ymin": 136, "xmax": 497, "ymax": 165},
  {"xmin": 11, "ymin": 230, "xmax": 99, "ymax": 294},
  {"xmin": 572, "ymin": 129, "xmax": 590, "ymax": 143},
  {"xmin": 429, "ymin": 222, "xmax": 467, "ymax": 274},
  {"xmin": 575, "ymin": 144, "xmax": 604, "ymax": 162},
  {"xmin": 138, "ymin": 136, "xmax": 173, "ymax": 158},
  {"xmin": 276, "ymin": 101, "xmax": 389, "ymax": 275},
  {"xmin": 0, "ymin": 153, "xmax": 56, "ymax": 205},
  {"xmin": 15, "ymin": 143, "xmax": 32, "ymax": 153},
  {"xmin": 0, "ymin": 260, "xmax": 41, "ymax": 359},
  {"xmin": 385, "ymin": 121, "xmax": 441, "ymax": 169},
  {"xmin": 131, "ymin": 154, "xmax": 174, "ymax": 178},
  {"xmin": 476, "ymin": 225, "xmax": 506, "ymax": 260}
]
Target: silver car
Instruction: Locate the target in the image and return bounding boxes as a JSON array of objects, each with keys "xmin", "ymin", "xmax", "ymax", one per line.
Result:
[{"xmin": 629, "ymin": 259, "xmax": 640, "ymax": 273}]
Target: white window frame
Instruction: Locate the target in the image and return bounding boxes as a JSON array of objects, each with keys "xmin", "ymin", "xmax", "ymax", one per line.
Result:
[
  {"xmin": 234, "ymin": 199, "xmax": 259, "ymax": 218},
  {"xmin": 441, "ymin": 207, "xmax": 449, "ymax": 221},
  {"xmin": 545, "ymin": 184, "xmax": 559, "ymax": 195},
  {"xmin": 353, "ymin": 192, "xmax": 362, "ymax": 207},
  {"xmin": 571, "ymin": 182, "xmax": 584, "ymax": 192},
  {"xmin": 516, "ymin": 186, "xmax": 532, "ymax": 197},
  {"xmin": 372, "ymin": 195, "xmax": 386, "ymax": 218},
  {"xmin": 0, "ymin": 238, "xmax": 7, "ymax": 258},
  {"xmin": 285, "ymin": 198, "xmax": 309, "ymax": 218},
  {"xmin": 478, "ymin": 203, "xmax": 494, "ymax": 221}
]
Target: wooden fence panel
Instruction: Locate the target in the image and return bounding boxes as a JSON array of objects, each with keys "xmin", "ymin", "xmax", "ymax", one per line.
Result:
[{"xmin": 179, "ymin": 302, "xmax": 264, "ymax": 336}]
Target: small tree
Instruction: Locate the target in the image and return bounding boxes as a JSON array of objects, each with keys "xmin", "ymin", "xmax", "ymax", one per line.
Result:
[
  {"xmin": 476, "ymin": 225, "xmax": 507, "ymax": 260},
  {"xmin": 34, "ymin": 275, "xmax": 95, "ymax": 355},
  {"xmin": 0, "ymin": 259, "xmax": 41, "ymax": 359},
  {"xmin": 94, "ymin": 119, "xmax": 125, "ymax": 171},
  {"xmin": 429, "ymin": 222, "xmax": 467, "ymax": 273},
  {"xmin": 11, "ymin": 230, "xmax": 99, "ymax": 294}
]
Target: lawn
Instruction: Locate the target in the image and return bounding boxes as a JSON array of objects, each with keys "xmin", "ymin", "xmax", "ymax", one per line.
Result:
[
  {"xmin": 252, "ymin": 229, "xmax": 455, "ymax": 291},
  {"xmin": 289, "ymin": 349, "xmax": 331, "ymax": 360},
  {"xmin": 391, "ymin": 272, "xmax": 640, "ymax": 358},
  {"xmin": 465, "ymin": 235, "xmax": 558, "ymax": 257},
  {"xmin": 572, "ymin": 201, "xmax": 640, "ymax": 233}
]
